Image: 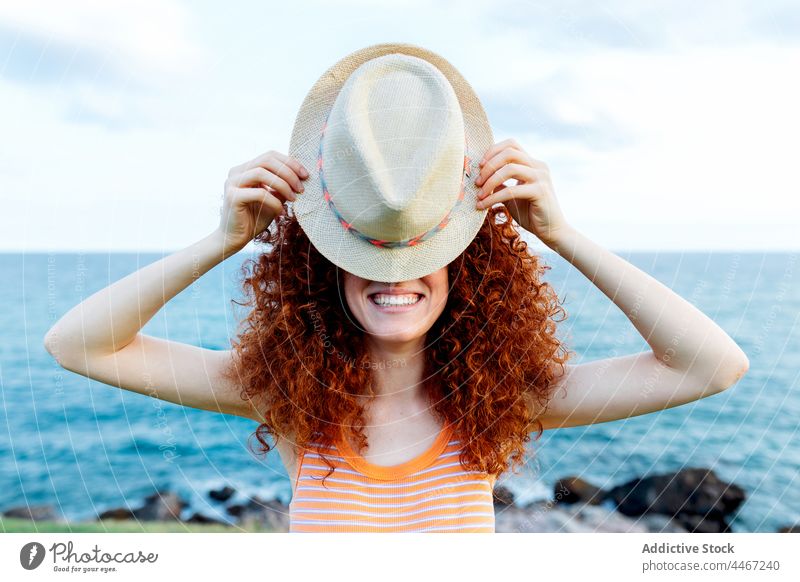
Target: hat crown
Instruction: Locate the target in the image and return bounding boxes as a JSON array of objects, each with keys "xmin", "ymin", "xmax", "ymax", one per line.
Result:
[{"xmin": 322, "ymin": 54, "xmax": 466, "ymax": 241}]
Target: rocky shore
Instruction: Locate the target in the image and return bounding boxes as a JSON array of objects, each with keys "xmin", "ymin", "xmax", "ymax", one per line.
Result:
[{"xmin": 4, "ymin": 467, "xmax": 798, "ymax": 533}]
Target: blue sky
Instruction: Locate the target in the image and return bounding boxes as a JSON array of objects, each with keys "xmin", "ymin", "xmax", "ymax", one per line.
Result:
[{"xmin": 1, "ymin": 0, "xmax": 798, "ymax": 251}]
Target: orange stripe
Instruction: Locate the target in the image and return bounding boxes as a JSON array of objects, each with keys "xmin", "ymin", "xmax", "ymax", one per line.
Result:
[{"xmin": 298, "ymin": 469, "xmax": 489, "ymax": 493}]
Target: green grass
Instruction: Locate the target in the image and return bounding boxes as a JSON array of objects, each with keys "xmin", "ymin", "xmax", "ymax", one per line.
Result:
[{"xmin": 0, "ymin": 517, "xmax": 269, "ymax": 533}]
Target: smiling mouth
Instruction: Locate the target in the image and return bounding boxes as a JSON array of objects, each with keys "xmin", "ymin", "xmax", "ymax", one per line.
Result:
[{"xmin": 368, "ymin": 293, "xmax": 424, "ymax": 308}]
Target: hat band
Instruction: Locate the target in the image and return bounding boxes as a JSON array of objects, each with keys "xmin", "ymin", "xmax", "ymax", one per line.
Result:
[{"xmin": 317, "ymin": 119, "xmax": 471, "ymax": 249}]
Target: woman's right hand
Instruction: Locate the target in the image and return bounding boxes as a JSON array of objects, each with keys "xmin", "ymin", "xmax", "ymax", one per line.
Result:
[{"xmin": 216, "ymin": 150, "xmax": 309, "ymax": 255}]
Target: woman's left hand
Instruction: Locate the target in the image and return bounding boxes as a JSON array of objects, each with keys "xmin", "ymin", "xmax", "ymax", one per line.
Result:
[{"xmin": 474, "ymin": 139, "xmax": 571, "ymax": 246}]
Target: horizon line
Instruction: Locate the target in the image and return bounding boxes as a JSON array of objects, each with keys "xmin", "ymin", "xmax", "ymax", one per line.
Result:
[{"xmin": 2, "ymin": 248, "xmax": 798, "ymax": 255}]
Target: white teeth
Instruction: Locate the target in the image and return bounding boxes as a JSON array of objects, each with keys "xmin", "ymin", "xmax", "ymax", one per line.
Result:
[{"xmin": 371, "ymin": 293, "xmax": 421, "ymax": 306}]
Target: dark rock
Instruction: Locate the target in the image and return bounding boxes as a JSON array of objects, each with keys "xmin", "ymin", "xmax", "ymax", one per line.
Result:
[
  {"xmin": 554, "ymin": 476, "xmax": 605, "ymax": 505},
  {"xmin": 132, "ymin": 491, "xmax": 188, "ymax": 522},
  {"xmin": 226, "ymin": 504, "xmax": 245, "ymax": 518},
  {"xmin": 3, "ymin": 504, "xmax": 60, "ymax": 522},
  {"xmin": 97, "ymin": 507, "xmax": 135, "ymax": 521},
  {"xmin": 778, "ymin": 524, "xmax": 800, "ymax": 533},
  {"xmin": 186, "ymin": 512, "xmax": 229, "ymax": 526},
  {"xmin": 492, "ymin": 485, "xmax": 515, "ymax": 506},
  {"xmin": 604, "ymin": 467, "xmax": 745, "ymax": 533},
  {"xmin": 208, "ymin": 486, "xmax": 236, "ymax": 503},
  {"xmin": 495, "ymin": 500, "xmax": 648, "ymax": 533},
  {"xmin": 226, "ymin": 496, "xmax": 289, "ymax": 532},
  {"xmin": 97, "ymin": 491, "xmax": 187, "ymax": 522}
]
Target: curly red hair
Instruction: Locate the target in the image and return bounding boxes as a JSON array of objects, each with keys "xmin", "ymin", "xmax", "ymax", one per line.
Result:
[{"xmin": 220, "ymin": 205, "xmax": 573, "ymax": 482}]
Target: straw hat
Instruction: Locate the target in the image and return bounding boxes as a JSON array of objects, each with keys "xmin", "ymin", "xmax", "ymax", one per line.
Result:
[{"xmin": 288, "ymin": 42, "xmax": 493, "ymax": 283}]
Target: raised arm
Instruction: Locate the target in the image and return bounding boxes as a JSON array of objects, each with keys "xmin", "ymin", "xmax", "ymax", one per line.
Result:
[
  {"xmin": 538, "ymin": 226, "xmax": 749, "ymax": 429},
  {"xmin": 473, "ymin": 138, "xmax": 750, "ymax": 429},
  {"xmin": 43, "ymin": 150, "xmax": 309, "ymax": 420}
]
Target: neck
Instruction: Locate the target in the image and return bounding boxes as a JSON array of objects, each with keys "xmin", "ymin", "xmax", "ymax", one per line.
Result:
[{"xmin": 363, "ymin": 335, "xmax": 427, "ymax": 405}]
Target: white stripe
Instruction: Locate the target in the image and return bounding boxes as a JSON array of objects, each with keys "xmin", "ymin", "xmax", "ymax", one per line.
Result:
[
  {"xmin": 294, "ymin": 480, "xmax": 489, "ymax": 499},
  {"xmin": 291, "ymin": 490, "xmax": 492, "ymax": 510},
  {"xmin": 422, "ymin": 449, "xmax": 462, "ymax": 462},
  {"xmin": 290, "ymin": 512, "xmax": 494, "ymax": 529},
  {"xmin": 303, "ymin": 452, "xmax": 347, "ymax": 463},
  {"xmin": 306, "ymin": 443, "xmax": 337, "ymax": 451},
  {"xmin": 291, "ymin": 500, "xmax": 494, "ymax": 520},
  {"xmin": 298, "ymin": 469, "xmax": 487, "ymax": 489},
  {"xmin": 300, "ymin": 464, "xmax": 362, "ymax": 477}
]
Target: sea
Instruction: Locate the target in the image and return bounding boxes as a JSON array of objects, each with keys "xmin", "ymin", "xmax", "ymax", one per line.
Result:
[{"xmin": 0, "ymin": 250, "xmax": 797, "ymax": 532}]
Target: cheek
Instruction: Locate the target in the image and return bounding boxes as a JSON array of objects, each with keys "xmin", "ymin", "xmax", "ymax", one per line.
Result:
[
  {"xmin": 342, "ymin": 275, "xmax": 362, "ymax": 309},
  {"xmin": 428, "ymin": 288, "xmax": 449, "ymax": 320},
  {"xmin": 344, "ymin": 288, "xmax": 363, "ymax": 320},
  {"xmin": 414, "ymin": 285, "xmax": 442, "ymax": 321},
  {"xmin": 424, "ymin": 270, "xmax": 449, "ymax": 307}
]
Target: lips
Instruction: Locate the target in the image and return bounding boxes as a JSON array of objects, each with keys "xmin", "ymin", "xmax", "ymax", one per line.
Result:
[
  {"xmin": 367, "ymin": 291, "xmax": 425, "ymax": 311},
  {"xmin": 369, "ymin": 293, "xmax": 423, "ymax": 306}
]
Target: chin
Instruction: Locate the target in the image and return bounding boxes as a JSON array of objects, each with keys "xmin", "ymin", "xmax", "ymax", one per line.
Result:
[
  {"xmin": 359, "ymin": 294, "xmax": 433, "ymax": 344},
  {"xmin": 342, "ymin": 267, "xmax": 450, "ymax": 348},
  {"xmin": 364, "ymin": 324, "xmax": 429, "ymax": 345}
]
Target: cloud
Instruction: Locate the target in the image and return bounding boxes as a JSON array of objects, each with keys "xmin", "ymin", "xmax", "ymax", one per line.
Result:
[
  {"xmin": 476, "ymin": 41, "xmax": 800, "ymax": 239},
  {"xmin": 0, "ymin": 0, "xmax": 211, "ymax": 130},
  {"xmin": 488, "ymin": 0, "xmax": 800, "ymax": 52},
  {"xmin": 0, "ymin": 26, "xmax": 123, "ymax": 85},
  {"xmin": 1, "ymin": 0, "xmax": 798, "ymax": 251},
  {"xmin": 483, "ymin": 90, "xmax": 637, "ymax": 152},
  {"xmin": 0, "ymin": 0, "xmax": 206, "ymax": 86}
]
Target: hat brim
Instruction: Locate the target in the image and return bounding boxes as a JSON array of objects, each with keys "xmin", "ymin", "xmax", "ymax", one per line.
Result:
[{"xmin": 288, "ymin": 43, "xmax": 494, "ymax": 283}]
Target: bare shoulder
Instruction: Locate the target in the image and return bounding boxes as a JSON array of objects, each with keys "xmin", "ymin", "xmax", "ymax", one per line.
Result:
[
  {"xmin": 272, "ymin": 429, "xmax": 301, "ymax": 494},
  {"xmin": 211, "ymin": 350, "xmax": 301, "ymax": 486}
]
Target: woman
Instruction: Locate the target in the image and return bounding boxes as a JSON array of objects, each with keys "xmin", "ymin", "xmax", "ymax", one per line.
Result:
[{"xmin": 44, "ymin": 45, "xmax": 749, "ymax": 533}]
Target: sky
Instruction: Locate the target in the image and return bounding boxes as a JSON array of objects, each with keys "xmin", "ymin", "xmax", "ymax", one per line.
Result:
[{"xmin": 0, "ymin": 0, "xmax": 798, "ymax": 252}]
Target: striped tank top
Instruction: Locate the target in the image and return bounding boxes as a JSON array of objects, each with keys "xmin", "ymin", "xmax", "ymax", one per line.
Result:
[{"xmin": 289, "ymin": 421, "xmax": 497, "ymax": 532}]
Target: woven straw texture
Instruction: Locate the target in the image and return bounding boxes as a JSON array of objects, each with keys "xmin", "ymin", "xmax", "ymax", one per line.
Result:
[{"xmin": 288, "ymin": 42, "xmax": 494, "ymax": 283}]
